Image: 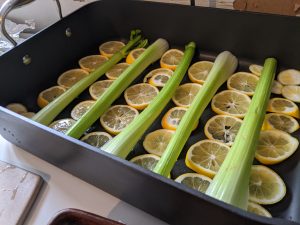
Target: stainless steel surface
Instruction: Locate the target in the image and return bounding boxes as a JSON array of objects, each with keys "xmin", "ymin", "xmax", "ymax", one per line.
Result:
[{"xmin": 0, "ymin": 0, "xmax": 62, "ymax": 47}]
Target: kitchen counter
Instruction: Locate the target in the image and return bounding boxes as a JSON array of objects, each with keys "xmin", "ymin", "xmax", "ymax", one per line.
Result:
[{"xmin": 0, "ymin": 135, "xmax": 167, "ymax": 225}]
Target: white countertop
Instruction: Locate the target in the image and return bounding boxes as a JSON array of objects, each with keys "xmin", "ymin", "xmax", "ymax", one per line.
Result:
[{"xmin": 0, "ymin": 135, "xmax": 167, "ymax": 225}]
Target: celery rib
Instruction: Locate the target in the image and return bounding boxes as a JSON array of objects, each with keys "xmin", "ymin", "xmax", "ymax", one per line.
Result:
[
  {"xmin": 153, "ymin": 51, "xmax": 238, "ymax": 177},
  {"xmin": 33, "ymin": 30, "xmax": 143, "ymax": 126},
  {"xmin": 66, "ymin": 39, "xmax": 169, "ymax": 139},
  {"xmin": 102, "ymin": 42, "xmax": 196, "ymax": 158},
  {"xmin": 205, "ymin": 58, "xmax": 277, "ymax": 209}
]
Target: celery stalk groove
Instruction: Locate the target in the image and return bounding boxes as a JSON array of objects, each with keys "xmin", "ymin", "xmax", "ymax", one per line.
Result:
[
  {"xmin": 102, "ymin": 42, "xmax": 196, "ymax": 158},
  {"xmin": 33, "ymin": 30, "xmax": 143, "ymax": 125},
  {"xmin": 153, "ymin": 51, "xmax": 238, "ymax": 177},
  {"xmin": 205, "ymin": 58, "xmax": 277, "ymax": 209},
  {"xmin": 66, "ymin": 38, "xmax": 169, "ymax": 139}
]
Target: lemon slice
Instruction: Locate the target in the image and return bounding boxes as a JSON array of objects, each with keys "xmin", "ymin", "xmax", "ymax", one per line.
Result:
[
  {"xmin": 80, "ymin": 132, "xmax": 112, "ymax": 148},
  {"xmin": 161, "ymin": 107, "xmax": 197, "ymax": 130},
  {"xmin": 247, "ymin": 202, "xmax": 272, "ymax": 218},
  {"xmin": 37, "ymin": 86, "xmax": 66, "ymax": 108},
  {"xmin": 175, "ymin": 173, "xmax": 212, "ymax": 193},
  {"xmin": 211, "ymin": 90, "xmax": 251, "ymax": 118},
  {"xmin": 105, "ymin": 63, "xmax": 130, "ymax": 80},
  {"xmin": 204, "ymin": 115, "xmax": 243, "ymax": 146},
  {"xmin": 227, "ymin": 72, "xmax": 259, "ymax": 96},
  {"xmin": 188, "ymin": 61, "xmax": 214, "ymax": 84},
  {"xmin": 263, "ymin": 113, "xmax": 299, "ymax": 133},
  {"xmin": 124, "ymin": 83, "xmax": 159, "ymax": 110},
  {"xmin": 282, "ymin": 85, "xmax": 300, "ymax": 103},
  {"xmin": 99, "ymin": 41, "xmax": 125, "ymax": 58},
  {"xmin": 249, "ymin": 64, "xmax": 263, "ymax": 76},
  {"xmin": 100, "ymin": 105, "xmax": 139, "ymax": 135},
  {"xmin": 130, "ymin": 154, "xmax": 160, "ymax": 171},
  {"xmin": 267, "ymin": 98, "xmax": 300, "ymax": 119},
  {"xmin": 185, "ymin": 140, "xmax": 230, "ymax": 178},
  {"xmin": 79, "ymin": 55, "xmax": 108, "ymax": 72},
  {"xmin": 278, "ymin": 69, "xmax": 300, "ymax": 85},
  {"xmin": 255, "ymin": 130, "xmax": 299, "ymax": 165},
  {"xmin": 148, "ymin": 73, "xmax": 171, "ymax": 87},
  {"xmin": 126, "ymin": 48, "xmax": 145, "ymax": 64},
  {"xmin": 172, "ymin": 83, "xmax": 202, "ymax": 107},
  {"xmin": 57, "ymin": 69, "xmax": 89, "ymax": 89},
  {"xmin": 89, "ymin": 80, "xmax": 114, "ymax": 100},
  {"xmin": 143, "ymin": 129, "xmax": 175, "ymax": 156},
  {"xmin": 143, "ymin": 68, "xmax": 173, "ymax": 83},
  {"xmin": 271, "ymin": 80, "xmax": 283, "ymax": 95},
  {"xmin": 249, "ymin": 165, "xmax": 286, "ymax": 205},
  {"xmin": 160, "ymin": 49, "xmax": 184, "ymax": 71},
  {"xmin": 71, "ymin": 100, "xmax": 95, "ymax": 121},
  {"xmin": 20, "ymin": 112, "xmax": 35, "ymax": 118},
  {"xmin": 49, "ymin": 118, "xmax": 76, "ymax": 133},
  {"xmin": 6, "ymin": 103, "xmax": 27, "ymax": 114}
]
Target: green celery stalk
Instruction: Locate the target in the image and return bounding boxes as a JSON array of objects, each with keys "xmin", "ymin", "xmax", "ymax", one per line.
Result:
[
  {"xmin": 206, "ymin": 58, "xmax": 277, "ymax": 209},
  {"xmin": 33, "ymin": 30, "xmax": 143, "ymax": 125},
  {"xmin": 66, "ymin": 38, "xmax": 169, "ymax": 139},
  {"xmin": 102, "ymin": 42, "xmax": 196, "ymax": 158},
  {"xmin": 153, "ymin": 51, "xmax": 238, "ymax": 176}
]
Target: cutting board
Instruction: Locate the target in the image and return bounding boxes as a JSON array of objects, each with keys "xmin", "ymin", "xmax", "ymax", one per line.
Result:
[{"xmin": 0, "ymin": 161, "xmax": 43, "ymax": 225}]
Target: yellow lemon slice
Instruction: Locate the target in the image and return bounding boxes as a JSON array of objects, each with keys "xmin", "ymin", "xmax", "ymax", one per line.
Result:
[
  {"xmin": 255, "ymin": 130, "xmax": 299, "ymax": 165},
  {"xmin": 161, "ymin": 107, "xmax": 198, "ymax": 130},
  {"xmin": 148, "ymin": 73, "xmax": 171, "ymax": 87},
  {"xmin": 267, "ymin": 98, "xmax": 300, "ymax": 119},
  {"xmin": 185, "ymin": 140, "xmax": 230, "ymax": 178},
  {"xmin": 249, "ymin": 165, "xmax": 286, "ymax": 205},
  {"xmin": 80, "ymin": 132, "xmax": 112, "ymax": 148},
  {"xmin": 100, "ymin": 105, "xmax": 139, "ymax": 135},
  {"xmin": 282, "ymin": 85, "xmax": 300, "ymax": 103},
  {"xmin": 70, "ymin": 100, "xmax": 95, "ymax": 121},
  {"xmin": 105, "ymin": 63, "xmax": 130, "ymax": 80},
  {"xmin": 49, "ymin": 118, "xmax": 76, "ymax": 134},
  {"xmin": 204, "ymin": 115, "xmax": 243, "ymax": 146},
  {"xmin": 6, "ymin": 103, "xmax": 27, "ymax": 114},
  {"xmin": 37, "ymin": 86, "xmax": 66, "ymax": 108},
  {"xmin": 130, "ymin": 154, "xmax": 160, "ymax": 171},
  {"xmin": 227, "ymin": 72, "xmax": 259, "ymax": 96},
  {"xmin": 79, "ymin": 55, "xmax": 108, "ymax": 72},
  {"xmin": 99, "ymin": 41, "xmax": 125, "ymax": 58},
  {"xmin": 160, "ymin": 49, "xmax": 184, "ymax": 71},
  {"xmin": 172, "ymin": 83, "xmax": 202, "ymax": 108},
  {"xmin": 211, "ymin": 90, "xmax": 251, "ymax": 118},
  {"xmin": 278, "ymin": 69, "xmax": 300, "ymax": 85},
  {"xmin": 262, "ymin": 113, "xmax": 299, "ymax": 133},
  {"xmin": 247, "ymin": 202, "xmax": 272, "ymax": 218},
  {"xmin": 143, "ymin": 129, "xmax": 175, "ymax": 156},
  {"xmin": 188, "ymin": 61, "xmax": 214, "ymax": 84},
  {"xmin": 89, "ymin": 80, "xmax": 114, "ymax": 100},
  {"xmin": 124, "ymin": 83, "xmax": 159, "ymax": 110},
  {"xmin": 20, "ymin": 112, "xmax": 35, "ymax": 118},
  {"xmin": 126, "ymin": 48, "xmax": 146, "ymax": 64},
  {"xmin": 271, "ymin": 80, "xmax": 283, "ymax": 95},
  {"xmin": 57, "ymin": 68, "xmax": 89, "ymax": 89},
  {"xmin": 249, "ymin": 64, "xmax": 263, "ymax": 76},
  {"xmin": 175, "ymin": 173, "xmax": 212, "ymax": 193},
  {"xmin": 143, "ymin": 68, "xmax": 173, "ymax": 83}
]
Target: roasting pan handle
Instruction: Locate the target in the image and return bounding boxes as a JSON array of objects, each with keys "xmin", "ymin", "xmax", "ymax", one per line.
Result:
[{"xmin": 0, "ymin": 0, "xmax": 62, "ymax": 47}]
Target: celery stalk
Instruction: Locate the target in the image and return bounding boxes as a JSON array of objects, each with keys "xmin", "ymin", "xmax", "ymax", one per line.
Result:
[
  {"xmin": 66, "ymin": 38, "xmax": 169, "ymax": 139},
  {"xmin": 153, "ymin": 51, "xmax": 238, "ymax": 176},
  {"xmin": 33, "ymin": 30, "xmax": 143, "ymax": 125},
  {"xmin": 102, "ymin": 42, "xmax": 196, "ymax": 158},
  {"xmin": 206, "ymin": 58, "xmax": 277, "ymax": 209}
]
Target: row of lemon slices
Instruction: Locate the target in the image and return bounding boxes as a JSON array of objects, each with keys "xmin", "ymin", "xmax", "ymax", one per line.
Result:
[
  {"xmin": 47, "ymin": 46, "xmax": 186, "ymax": 148},
  {"xmin": 130, "ymin": 57, "xmax": 299, "ymax": 218}
]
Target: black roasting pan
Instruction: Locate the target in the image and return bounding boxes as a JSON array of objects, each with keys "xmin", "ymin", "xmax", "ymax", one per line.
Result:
[{"xmin": 0, "ymin": 1, "xmax": 300, "ymax": 224}]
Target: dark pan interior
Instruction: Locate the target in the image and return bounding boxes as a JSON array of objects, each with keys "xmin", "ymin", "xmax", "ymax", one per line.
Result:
[{"xmin": 0, "ymin": 1, "xmax": 300, "ymax": 224}]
